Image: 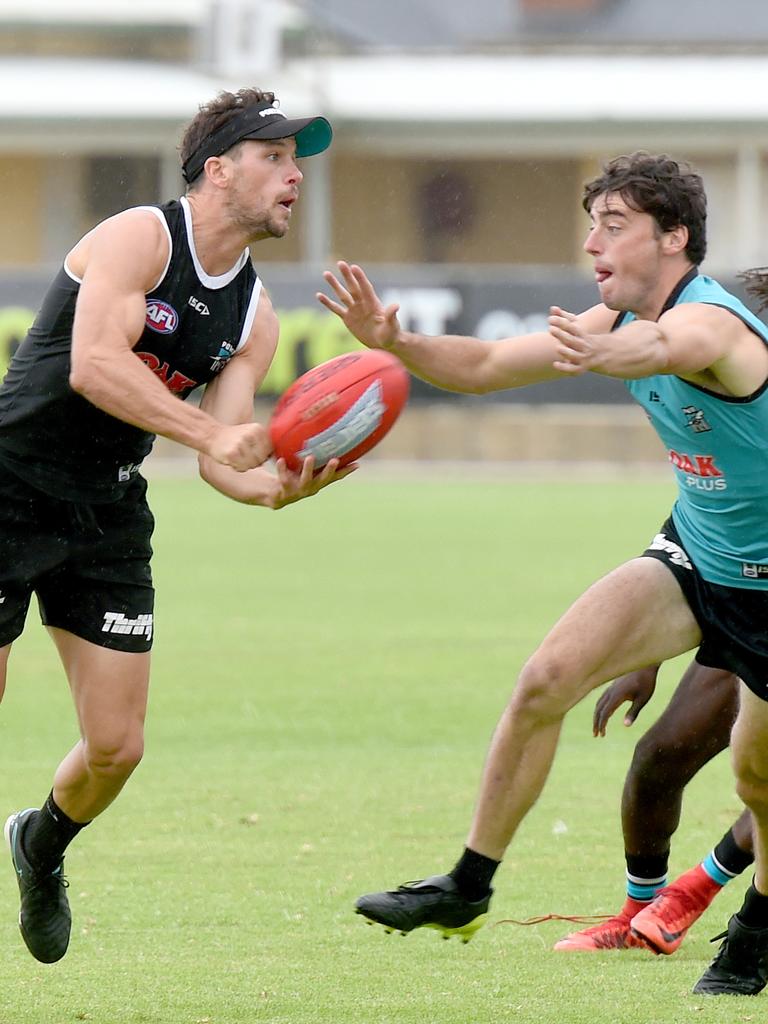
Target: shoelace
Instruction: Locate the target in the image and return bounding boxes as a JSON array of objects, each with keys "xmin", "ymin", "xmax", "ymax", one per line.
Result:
[
  {"xmin": 494, "ymin": 913, "xmax": 612, "ymax": 927},
  {"xmin": 28, "ymin": 868, "xmax": 69, "ymax": 893}
]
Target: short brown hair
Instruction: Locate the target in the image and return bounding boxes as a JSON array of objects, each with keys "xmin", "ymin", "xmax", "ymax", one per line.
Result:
[
  {"xmin": 179, "ymin": 87, "xmax": 275, "ymax": 187},
  {"xmin": 583, "ymin": 152, "xmax": 707, "ymax": 266}
]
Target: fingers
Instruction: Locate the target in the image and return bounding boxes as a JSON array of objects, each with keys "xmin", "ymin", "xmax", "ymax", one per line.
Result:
[
  {"xmin": 592, "ymin": 689, "xmax": 626, "ymax": 737},
  {"xmin": 322, "ymin": 268, "xmax": 353, "ymax": 306},
  {"xmin": 299, "ymin": 454, "xmax": 317, "ymax": 487},
  {"xmin": 549, "ymin": 306, "xmax": 577, "ymax": 321},
  {"xmin": 312, "ymin": 457, "xmax": 358, "ymax": 487},
  {"xmin": 552, "ymin": 359, "xmax": 588, "ymax": 376},
  {"xmin": 383, "ymin": 302, "xmax": 401, "ymax": 325},
  {"xmin": 549, "ymin": 310, "xmax": 590, "ymax": 375},
  {"xmin": 276, "ymin": 454, "xmax": 356, "ymax": 494},
  {"xmin": 624, "ymin": 695, "xmax": 649, "ymax": 726},
  {"xmin": 316, "ymin": 291, "xmax": 345, "ymax": 317},
  {"xmin": 592, "ymin": 698, "xmax": 614, "ymax": 737}
]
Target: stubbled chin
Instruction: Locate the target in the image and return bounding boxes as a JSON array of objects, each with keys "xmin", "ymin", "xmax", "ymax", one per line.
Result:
[{"xmin": 598, "ymin": 282, "xmax": 621, "ymax": 311}]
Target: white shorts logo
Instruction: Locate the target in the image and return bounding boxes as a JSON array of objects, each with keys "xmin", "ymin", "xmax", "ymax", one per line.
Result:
[
  {"xmin": 102, "ymin": 612, "xmax": 153, "ymax": 642},
  {"xmin": 648, "ymin": 533, "xmax": 693, "ymax": 570}
]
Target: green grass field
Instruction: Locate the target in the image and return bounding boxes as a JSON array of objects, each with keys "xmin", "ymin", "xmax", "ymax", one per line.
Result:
[{"xmin": 0, "ymin": 471, "xmax": 754, "ymax": 1023}]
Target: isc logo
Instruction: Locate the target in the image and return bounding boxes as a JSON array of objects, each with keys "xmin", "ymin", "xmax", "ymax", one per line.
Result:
[{"xmin": 145, "ymin": 300, "xmax": 179, "ymax": 334}]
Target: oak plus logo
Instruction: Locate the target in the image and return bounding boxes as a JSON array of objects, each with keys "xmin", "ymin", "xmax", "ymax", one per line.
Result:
[
  {"xmin": 668, "ymin": 449, "xmax": 726, "ymax": 491},
  {"xmin": 145, "ymin": 299, "xmax": 179, "ymax": 334}
]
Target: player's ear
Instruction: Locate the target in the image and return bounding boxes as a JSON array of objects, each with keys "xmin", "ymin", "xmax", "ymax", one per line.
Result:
[
  {"xmin": 663, "ymin": 224, "xmax": 688, "ymax": 256},
  {"xmin": 203, "ymin": 155, "xmax": 230, "ymax": 189}
]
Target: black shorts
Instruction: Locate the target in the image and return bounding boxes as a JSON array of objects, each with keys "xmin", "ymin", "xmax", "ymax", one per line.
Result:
[
  {"xmin": 642, "ymin": 516, "xmax": 768, "ymax": 701},
  {"xmin": 0, "ymin": 462, "xmax": 155, "ymax": 652}
]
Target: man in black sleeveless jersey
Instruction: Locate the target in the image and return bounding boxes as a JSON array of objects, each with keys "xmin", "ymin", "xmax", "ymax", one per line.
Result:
[{"xmin": 0, "ymin": 86, "xmax": 352, "ymax": 964}]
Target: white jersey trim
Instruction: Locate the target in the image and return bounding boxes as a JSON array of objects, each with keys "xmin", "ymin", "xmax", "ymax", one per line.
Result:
[
  {"xmin": 179, "ymin": 195, "xmax": 250, "ymax": 289},
  {"xmin": 63, "ymin": 206, "xmax": 172, "ymax": 292},
  {"xmin": 235, "ymin": 277, "xmax": 264, "ymax": 353}
]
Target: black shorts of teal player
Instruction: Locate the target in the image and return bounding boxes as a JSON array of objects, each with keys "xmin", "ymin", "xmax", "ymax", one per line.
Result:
[{"xmin": 642, "ymin": 516, "xmax": 768, "ymax": 700}]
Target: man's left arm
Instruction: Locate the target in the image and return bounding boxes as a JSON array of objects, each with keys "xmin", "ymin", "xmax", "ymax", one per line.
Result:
[
  {"xmin": 198, "ymin": 289, "xmax": 355, "ymax": 509},
  {"xmin": 549, "ymin": 303, "xmax": 768, "ymax": 393}
]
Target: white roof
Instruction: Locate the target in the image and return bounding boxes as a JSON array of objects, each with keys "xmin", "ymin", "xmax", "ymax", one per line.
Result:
[
  {"xmin": 0, "ymin": 0, "xmax": 208, "ymax": 24},
  {"xmin": 0, "ymin": 58, "xmax": 313, "ymax": 120},
  {"xmin": 1, "ymin": 52, "xmax": 767, "ymax": 154},
  {"xmin": 316, "ymin": 54, "xmax": 768, "ymax": 123}
]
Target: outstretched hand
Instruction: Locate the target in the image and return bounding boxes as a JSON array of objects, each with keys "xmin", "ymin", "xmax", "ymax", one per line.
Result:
[
  {"xmin": 549, "ymin": 306, "xmax": 598, "ymax": 375},
  {"xmin": 592, "ymin": 666, "xmax": 660, "ymax": 737},
  {"xmin": 269, "ymin": 455, "xmax": 358, "ymax": 510},
  {"xmin": 317, "ymin": 261, "xmax": 401, "ymax": 350}
]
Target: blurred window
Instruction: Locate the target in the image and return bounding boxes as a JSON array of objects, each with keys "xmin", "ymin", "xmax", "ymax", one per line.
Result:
[{"xmin": 84, "ymin": 156, "xmax": 161, "ymax": 223}]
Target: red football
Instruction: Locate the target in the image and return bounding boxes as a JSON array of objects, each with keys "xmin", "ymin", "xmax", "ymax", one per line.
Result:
[{"xmin": 269, "ymin": 349, "xmax": 410, "ymax": 472}]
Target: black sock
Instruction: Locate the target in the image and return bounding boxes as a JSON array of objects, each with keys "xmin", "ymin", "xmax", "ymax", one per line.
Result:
[
  {"xmin": 713, "ymin": 827, "xmax": 755, "ymax": 876},
  {"xmin": 737, "ymin": 880, "xmax": 768, "ymax": 929},
  {"xmin": 449, "ymin": 847, "xmax": 500, "ymax": 902},
  {"xmin": 22, "ymin": 792, "xmax": 90, "ymax": 874},
  {"xmin": 625, "ymin": 852, "xmax": 670, "ymax": 881}
]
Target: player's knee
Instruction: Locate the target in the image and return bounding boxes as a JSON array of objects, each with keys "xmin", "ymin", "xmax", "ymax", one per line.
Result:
[
  {"xmin": 628, "ymin": 732, "xmax": 678, "ymax": 783},
  {"xmin": 733, "ymin": 751, "xmax": 768, "ymax": 816},
  {"xmin": 513, "ymin": 655, "xmax": 574, "ymax": 723},
  {"xmin": 735, "ymin": 775, "xmax": 768, "ymax": 817},
  {"xmin": 84, "ymin": 732, "xmax": 144, "ymax": 781}
]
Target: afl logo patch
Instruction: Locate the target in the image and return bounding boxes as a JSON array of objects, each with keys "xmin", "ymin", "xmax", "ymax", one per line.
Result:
[{"xmin": 145, "ymin": 299, "xmax": 179, "ymax": 334}]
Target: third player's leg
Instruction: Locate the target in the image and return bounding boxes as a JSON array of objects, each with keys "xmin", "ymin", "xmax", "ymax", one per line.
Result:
[
  {"xmin": 466, "ymin": 557, "xmax": 702, "ymax": 860},
  {"xmin": 48, "ymin": 627, "xmax": 150, "ymax": 823},
  {"xmin": 623, "ymin": 663, "xmax": 740, "ymax": 857}
]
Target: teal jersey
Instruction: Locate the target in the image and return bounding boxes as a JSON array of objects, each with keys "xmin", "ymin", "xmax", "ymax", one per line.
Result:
[{"xmin": 621, "ymin": 271, "xmax": 768, "ymax": 588}]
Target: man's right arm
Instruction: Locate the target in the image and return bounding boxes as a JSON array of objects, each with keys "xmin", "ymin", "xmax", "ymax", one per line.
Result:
[
  {"xmin": 68, "ymin": 210, "xmax": 270, "ymax": 471},
  {"xmin": 318, "ymin": 261, "xmax": 615, "ymax": 394}
]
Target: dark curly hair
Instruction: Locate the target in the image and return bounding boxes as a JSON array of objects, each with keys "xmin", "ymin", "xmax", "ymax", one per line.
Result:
[
  {"xmin": 178, "ymin": 87, "xmax": 276, "ymax": 188},
  {"xmin": 583, "ymin": 152, "xmax": 707, "ymax": 266}
]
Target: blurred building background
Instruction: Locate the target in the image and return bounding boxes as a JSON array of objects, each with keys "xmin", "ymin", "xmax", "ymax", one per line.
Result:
[{"xmin": 2, "ymin": 0, "xmax": 768, "ymax": 461}]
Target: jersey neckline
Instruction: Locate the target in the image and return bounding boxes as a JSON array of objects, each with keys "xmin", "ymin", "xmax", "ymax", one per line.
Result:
[{"xmin": 179, "ymin": 195, "xmax": 250, "ymax": 290}]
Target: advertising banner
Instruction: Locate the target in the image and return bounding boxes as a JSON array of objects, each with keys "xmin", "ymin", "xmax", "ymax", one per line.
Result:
[{"xmin": 0, "ymin": 267, "xmax": 756, "ymax": 405}]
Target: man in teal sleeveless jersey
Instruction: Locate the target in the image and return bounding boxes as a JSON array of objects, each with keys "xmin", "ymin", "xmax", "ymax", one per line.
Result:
[
  {"xmin": 319, "ymin": 152, "xmax": 768, "ymax": 997},
  {"xmin": 0, "ymin": 86, "xmax": 353, "ymax": 965}
]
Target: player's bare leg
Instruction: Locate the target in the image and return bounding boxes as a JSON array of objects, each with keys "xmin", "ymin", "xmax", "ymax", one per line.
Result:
[
  {"xmin": 0, "ymin": 643, "xmax": 9, "ymax": 703},
  {"xmin": 466, "ymin": 559, "xmax": 700, "ymax": 859},
  {"xmin": 694, "ymin": 687, "xmax": 768, "ymax": 995},
  {"xmin": 49, "ymin": 629, "xmax": 149, "ymax": 821},
  {"xmin": 622, "ymin": 664, "xmax": 738, "ymax": 856},
  {"xmin": 5, "ymin": 629, "xmax": 149, "ymax": 963},
  {"xmin": 356, "ymin": 558, "xmax": 701, "ymax": 939}
]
